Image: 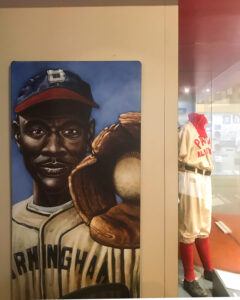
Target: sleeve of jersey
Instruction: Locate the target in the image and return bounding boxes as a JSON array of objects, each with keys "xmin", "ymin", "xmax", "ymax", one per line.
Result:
[
  {"xmin": 107, "ymin": 247, "xmax": 140, "ymax": 298},
  {"xmin": 178, "ymin": 125, "xmax": 192, "ymax": 162}
]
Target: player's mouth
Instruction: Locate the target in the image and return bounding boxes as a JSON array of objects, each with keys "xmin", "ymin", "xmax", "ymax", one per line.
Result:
[{"xmin": 39, "ymin": 162, "xmax": 68, "ymax": 177}]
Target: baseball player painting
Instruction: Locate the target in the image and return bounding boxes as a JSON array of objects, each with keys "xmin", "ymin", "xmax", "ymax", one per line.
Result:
[{"xmin": 11, "ymin": 62, "xmax": 141, "ymax": 299}]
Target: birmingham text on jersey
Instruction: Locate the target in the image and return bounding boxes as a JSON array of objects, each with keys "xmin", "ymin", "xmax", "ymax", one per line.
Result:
[{"xmin": 12, "ymin": 244, "xmax": 108, "ymax": 283}]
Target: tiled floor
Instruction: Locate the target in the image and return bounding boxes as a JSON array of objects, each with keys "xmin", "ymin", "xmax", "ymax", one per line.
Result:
[{"xmin": 178, "ymin": 261, "xmax": 213, "ymax": 297}]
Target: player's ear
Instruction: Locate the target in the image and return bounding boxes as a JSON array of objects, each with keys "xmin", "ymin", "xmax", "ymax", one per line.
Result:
[{"xmin": 12, "ymin": 119, "xmax": 22, "ymax": 150}]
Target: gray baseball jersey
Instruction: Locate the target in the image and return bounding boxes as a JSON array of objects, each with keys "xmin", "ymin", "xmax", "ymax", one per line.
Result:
[{"xmin": 12, "ymin": 197, "xmax": 140, "ymax": 299}]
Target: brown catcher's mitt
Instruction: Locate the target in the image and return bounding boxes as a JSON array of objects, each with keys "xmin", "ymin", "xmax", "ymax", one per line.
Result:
[{"xmin": 69, "ymin": 112, "xmax": 140, "ymax": 249}]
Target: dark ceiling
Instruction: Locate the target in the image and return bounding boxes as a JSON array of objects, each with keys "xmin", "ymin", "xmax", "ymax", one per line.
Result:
[{"xmin": 179, "ymin": 0, "xmax": 240, "ymax": 93}]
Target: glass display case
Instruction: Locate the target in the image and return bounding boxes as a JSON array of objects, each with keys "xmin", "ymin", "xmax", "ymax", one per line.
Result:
[{"xmin": 179, "ymin": 0, "xmax": 240, "ymax": 296}]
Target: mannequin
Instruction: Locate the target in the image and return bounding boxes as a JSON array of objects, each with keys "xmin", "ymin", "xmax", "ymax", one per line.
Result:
[{"xmin": 178, "ymin": 113, "xmax": 214, "ymax": 297}]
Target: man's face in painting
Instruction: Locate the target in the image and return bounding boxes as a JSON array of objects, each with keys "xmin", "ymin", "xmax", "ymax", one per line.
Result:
[{"xmin": 14, "ymin": 101, "xmax": 93, "ymax": 195}]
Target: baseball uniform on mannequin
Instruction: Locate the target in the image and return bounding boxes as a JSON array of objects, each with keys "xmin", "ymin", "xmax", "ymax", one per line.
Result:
[{"xmin": 178, "ymin": 113, "xmax": 214, "ymax": 297}]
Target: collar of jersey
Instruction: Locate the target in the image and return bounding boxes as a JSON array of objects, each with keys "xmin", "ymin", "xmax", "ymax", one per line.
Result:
[{"xmin": 27, "ymin": 196, "xmax": 73, "ymax": 214}]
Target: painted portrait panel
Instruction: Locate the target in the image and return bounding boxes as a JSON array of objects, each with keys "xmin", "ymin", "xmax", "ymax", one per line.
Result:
[{"xmin": 11, "ymin": 61, "xmax": 141, "ymax": 299}]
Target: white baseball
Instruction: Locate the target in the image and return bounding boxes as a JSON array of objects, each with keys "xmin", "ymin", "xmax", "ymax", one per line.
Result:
[{"xmin": 113, "ymin": 152, "xmax": 140, "ymax": 201}]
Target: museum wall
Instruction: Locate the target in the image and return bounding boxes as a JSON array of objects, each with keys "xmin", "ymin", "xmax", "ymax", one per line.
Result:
[{"xmin": 0, "ymin": 2, "xmax": 178, "ymax": 298}]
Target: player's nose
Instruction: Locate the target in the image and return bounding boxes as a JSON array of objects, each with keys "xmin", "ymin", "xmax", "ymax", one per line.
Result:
[{"xmin": 42, "ymin": 133, "xmax": 66, "ymax": 155}]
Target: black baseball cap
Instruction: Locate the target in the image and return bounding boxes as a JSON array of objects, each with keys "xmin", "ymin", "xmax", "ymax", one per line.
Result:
[{"xmin": 15, "ymin": 69, "xmax": 99, "ymax": 113}]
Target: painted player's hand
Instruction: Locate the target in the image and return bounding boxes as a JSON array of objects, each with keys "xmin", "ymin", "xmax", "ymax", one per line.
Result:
[{"xmin": 69, "ymin": 112, "xmax": 140, "ymax": 249}]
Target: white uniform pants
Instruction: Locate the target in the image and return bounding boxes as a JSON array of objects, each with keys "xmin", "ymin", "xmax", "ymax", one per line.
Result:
[{"xmin": 178, "ymin": 171, "xmax": 212, "ymax": 244}]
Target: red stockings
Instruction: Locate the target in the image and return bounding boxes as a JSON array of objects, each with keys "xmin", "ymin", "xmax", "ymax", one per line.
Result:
[
  {"xmin": 195, "ymin": 237, "xmax": 213, "ymax": 271},
  {"xmin": 180, "ymin": 242, "xmax": 195, "ymax": 281}
]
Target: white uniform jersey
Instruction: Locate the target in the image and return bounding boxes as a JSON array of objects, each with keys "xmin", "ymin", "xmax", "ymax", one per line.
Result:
[
  {"xmin": 12, "ymin": 197, "xmax": 140, "ymax": 299},
  {"xmin": 178, "ymin": 122, "xmax": 213, "ymax": 171}
]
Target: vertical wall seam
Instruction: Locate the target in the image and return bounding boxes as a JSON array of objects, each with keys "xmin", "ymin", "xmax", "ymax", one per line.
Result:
[{"xmin": 163, "ymin": 1, "xmax": 166, "ymax": 297}]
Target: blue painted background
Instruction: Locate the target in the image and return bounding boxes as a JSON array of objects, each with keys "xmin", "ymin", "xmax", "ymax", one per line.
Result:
[{"xmin": 11, "ymin": 61, "xmax": 141, "ymax": 204}]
